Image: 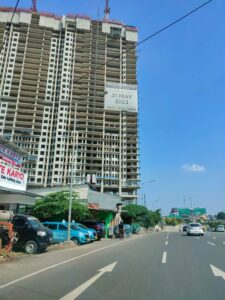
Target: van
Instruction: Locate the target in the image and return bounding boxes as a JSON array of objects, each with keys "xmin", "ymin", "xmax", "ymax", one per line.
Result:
[{"xmin": 12, "ymin": 215, "xmax": 53, "ymax": 254}]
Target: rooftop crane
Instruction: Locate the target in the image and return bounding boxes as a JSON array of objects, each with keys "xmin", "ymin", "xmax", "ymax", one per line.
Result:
[
  {"xmin": 104, "ymin": 0, "xmax": 110, "ymax": 21},
  {"xmin": 32, "ymin": 0, "xmax": 37, "ymax": 12}
]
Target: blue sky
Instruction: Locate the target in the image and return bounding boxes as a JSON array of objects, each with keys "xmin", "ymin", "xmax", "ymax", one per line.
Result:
[{"xmin": 7, "ymin": 0, "xmax": 225, "ymax": 215}]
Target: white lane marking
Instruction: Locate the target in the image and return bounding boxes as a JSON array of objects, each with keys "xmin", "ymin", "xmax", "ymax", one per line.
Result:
[
  {"xmin": 60, "ymin": 262, "xmax": 117, "ymax": 300},
  {"xmin": 165, "ymin": 241, "xmax": 168, "ymax": 246},
  {"xmin": 196, "ymin": 237, "xmax": 200, "ymax": 239},
  {"xmin": 0, "ymin": 235, "xmax": 145, "ymax": 290},
  {"xmin": 162, "ymin": 251, "xmax": 167, "ymax": 264},
  {"xmin": 212, "ymin": 236, "xmax": 216, "ymax": 240},
  {"xmin": 222, "ymin": 242, "xmax": 225, "ymax": 245},
  {"xmin": 210, "ymin": 265, "xmax": 225, "ymax": 281},
  {"xmin": 207, "ymin": 242, "xmax": 216, "ymax": 246},
  {"xmin": 166, "ymin": 236, "xmax": 169, "ymax": 240}
]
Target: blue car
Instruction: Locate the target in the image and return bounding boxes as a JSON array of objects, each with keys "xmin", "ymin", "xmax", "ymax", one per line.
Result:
[
  {"xmin": 42, "ymin": 221, "xmax": 90, "ymax": 245},
  {"xmin": 70, "ymin": 223, "xmax": 97, "ymax": 242}
]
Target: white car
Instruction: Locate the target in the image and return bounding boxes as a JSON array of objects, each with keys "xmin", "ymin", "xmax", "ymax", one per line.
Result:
[
  {"xmin": 216, "ymin": 225, "xmax": 225, "ymax": 232},
  {"xmin": 187, "ymin": 223, "xmax": 204, "ymax": 236}
]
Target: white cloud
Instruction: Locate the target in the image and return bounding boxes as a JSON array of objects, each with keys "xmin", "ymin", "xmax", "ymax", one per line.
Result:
[{"xmin": 182, "ymin": 164, "xmax": 206, "ymax": 173}]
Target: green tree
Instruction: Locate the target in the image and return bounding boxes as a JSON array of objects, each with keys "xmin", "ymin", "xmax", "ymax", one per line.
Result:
[
  {"xmin": 217, "ymin": 212, "xmax": 225, "ymax": 220},
  {"xmin": 34, "ymin": 191, "xmax": 90, "ymax": 221},
  {"xmin": 121, "ymin": 204, "xmax": 161, "ymax": 228},
  {"xmin": 165, "ymin": 217, "xmax": 178, "ymax": 226},
  {"xmin": 121, "ymin": 204, "xmax": 149, "ymax": 224}
]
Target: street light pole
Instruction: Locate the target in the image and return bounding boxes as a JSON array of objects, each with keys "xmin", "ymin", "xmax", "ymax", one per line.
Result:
[{"xmin": 141, "ymin": 179, "xmax": 156, "ymax": 207}]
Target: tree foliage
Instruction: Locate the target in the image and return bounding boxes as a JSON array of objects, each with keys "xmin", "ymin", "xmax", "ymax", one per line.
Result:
[
  {"xmin": 121, "ymin": 204, "xmax": 161, "ymax": 228},
  {"xmin": 217, "ymin": 211, "xmax": 225, "ymax": 220},
  {"xmin": 34, "ymin": 191, "xmax": 90, "ymax": 221},
  {"xmin": 164, "ymin": 217, "xmax": 179, "ymax": 226}
]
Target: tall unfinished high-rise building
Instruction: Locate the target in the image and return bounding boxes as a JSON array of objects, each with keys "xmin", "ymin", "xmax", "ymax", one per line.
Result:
[{"xmin": 0, "ymin": 7, "xmax": 139, "ymax": 204}]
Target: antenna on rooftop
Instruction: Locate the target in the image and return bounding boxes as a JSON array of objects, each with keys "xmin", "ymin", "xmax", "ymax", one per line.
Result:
[
  {"xmin": 104, "ymin": 0, "xmax": 110, "ymax": 21},
  {"xmin": 32, "ymin": 0, "xmax": 37, "ymax": 12}
]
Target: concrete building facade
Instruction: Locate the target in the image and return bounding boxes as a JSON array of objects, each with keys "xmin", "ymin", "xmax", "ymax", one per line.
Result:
[{"xmin": 0, "ymin": 7, "xmax": 139, "ymax": 204}]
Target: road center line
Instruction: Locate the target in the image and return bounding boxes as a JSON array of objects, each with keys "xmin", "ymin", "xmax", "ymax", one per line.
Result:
[
  {"xmin": 166, "ymin": 236, "xmax": 168, "ymax": 240},
  {"xmin": 162, "ymin": 251, "xmax": 167, "ymax": 264},
  {"xmin": 212, "ymin": 237, "xmax": 216, "ymax": 240},
  {"xmin": 196, "ymin": 237, "xmax": 200, "ymax": 239},
  {"xmin": 207, "ymin": 242, "xmax": 216, "ymax": 246},
  {"xmin": 222, "ymin": 242, "xmax": 225, "ymax": 245},
  {"xmin": 165, "ymin": 241, "xmax": 168, "ymax": 246}
]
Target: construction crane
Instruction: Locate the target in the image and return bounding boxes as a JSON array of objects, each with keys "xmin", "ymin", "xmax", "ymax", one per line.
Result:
[
  {"xmin": 32, "ymin": 0, "xmax": 37, "ymax": 12},
  {"xmin": 104, "ymin": 0, "xmax": 110, "ymax": 21}
]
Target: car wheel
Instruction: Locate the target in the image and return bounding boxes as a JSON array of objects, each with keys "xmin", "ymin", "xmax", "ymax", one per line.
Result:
[
  {"xmin": 71, "ymin": 238, "xmax": 80, "ymax": 246},
  {"xmin": 24, "ymin": 240, "xmax": 38, "ymax": 254}
]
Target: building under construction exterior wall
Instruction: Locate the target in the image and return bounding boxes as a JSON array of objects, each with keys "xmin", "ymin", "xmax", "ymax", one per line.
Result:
[{"xmin": 0, "ymin": 7, "xmax": 139, "ymax": 204}]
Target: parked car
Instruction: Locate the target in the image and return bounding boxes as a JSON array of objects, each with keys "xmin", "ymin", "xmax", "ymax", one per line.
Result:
[
  {"xmin": 71, "ymin": 223, "xmax": 97, "ymax": 242},
  {"xmin": 114, "ymin": 224, "xmax": 132, "ymax": 238},
  {"xmin": 187, "ymin": 223, "xmax": 204, "ymax": 236},
  {"xmin": 42, "ymin": 221, "xmax": 90, "ymax": 245},
  {"xmin": 12, "ymin": 215, "xmax": 53, "ymax": 254},
  {"xmin": 215, "ymin": 225, "xmax": 225, "ymax": 232},
  {"xmin": 131, "ymin": 223, "xmax": 140, "ymax": 234},
  {"xmin": 79, "ymin": 220, "xmax": 105, "ymax": 240},
  {"xmin": 124, "ymin": 224, "xmax": 132, "ymax": 238}
]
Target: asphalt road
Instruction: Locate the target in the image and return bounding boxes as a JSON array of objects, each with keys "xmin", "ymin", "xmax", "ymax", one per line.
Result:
[{"xmin": 1, "ymin": 231, "xmax": 225, "ymax": 300}]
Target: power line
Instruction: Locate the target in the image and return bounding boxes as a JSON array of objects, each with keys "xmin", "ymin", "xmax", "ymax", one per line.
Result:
[
  {"xmin": 0, "ymin": 0, "xmax": 20, "ymax": 53},
  {"xmin": 74, "ymin": 0, "xmax": 213, "ymax": 85}
]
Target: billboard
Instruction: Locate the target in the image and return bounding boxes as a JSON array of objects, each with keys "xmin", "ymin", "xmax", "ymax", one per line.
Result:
[
  {"xmin": 0, "ymin": 160, "xmax": 27, "ymax": 191},
  {"xmin": 0, "ymin": 144, "xmax": 23, "ymax": 167},
  {"xmin": 104, "ymin": 82, "xmax": 138, "ymax": 113}
]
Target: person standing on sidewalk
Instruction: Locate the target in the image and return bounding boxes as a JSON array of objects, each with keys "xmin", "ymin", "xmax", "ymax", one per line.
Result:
[{"xmin": 118, "ymin": 221, "xmax": 124, "ymax": 240}]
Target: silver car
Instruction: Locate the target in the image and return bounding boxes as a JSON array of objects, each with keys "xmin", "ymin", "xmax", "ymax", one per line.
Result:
[{"xmin": 187, "ymin": 223, "xmax": 204, "ymax": 236}]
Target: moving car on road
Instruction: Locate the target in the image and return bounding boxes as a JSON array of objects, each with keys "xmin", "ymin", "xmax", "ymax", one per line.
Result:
[
  {"xmin": 215, "ymin": 225, "xmax": 225, "ymax": 232},
  {"xmin": 182, "ymin": 224, "xmax": 189, "ymax": 232},
  {"xmin": 187, "ymin": 223, "xmax": 204, "ymax": 236}
]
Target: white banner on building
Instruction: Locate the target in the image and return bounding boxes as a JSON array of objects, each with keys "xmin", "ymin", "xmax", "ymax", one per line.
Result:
[
  {"xmin": 104, "ymin": 82, "xmax": 138, "ymax": 112},
  {"xmin": 0, "ymin": 161, "xmax": 27, "ymax": 191}
]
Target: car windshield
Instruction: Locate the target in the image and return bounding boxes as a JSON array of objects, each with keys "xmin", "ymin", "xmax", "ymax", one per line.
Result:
[
  {"xmin": 28, "ymin": 218, "xmax": 43, "ymax": 229},
  {"xmin": 190, "ymin": 224, "xmax": 201, "ymax": 227}
]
